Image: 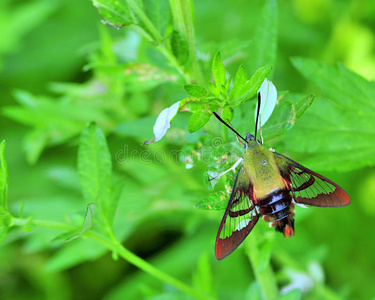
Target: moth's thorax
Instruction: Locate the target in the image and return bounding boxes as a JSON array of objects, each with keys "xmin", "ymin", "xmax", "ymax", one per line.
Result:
[{"xmin": 243, "ymin": 141, "xmax": 285, "ymax": 199}]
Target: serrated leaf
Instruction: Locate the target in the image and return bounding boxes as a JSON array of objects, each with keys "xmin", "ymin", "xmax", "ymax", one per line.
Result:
[
  {"xmin": 195, "ymin": 191, "xmax": 228, "ymax": 210},
  {"xmin": 291, "ymin": 57, "xmax": 375, "ymax": 111},
  {"xmin": 188, "ymin": 112, "xmax": 211, "ymax": 133},
  {"xmin": 231, "ymin": 65, "xmax": 273, "ymax": 107},
  {"xmin": 179, "ymin": 98, "xmax": 208, "ymax": 112},
  {"xmin": 212, "ymin": 51, "xmax": 226, "ymax": 95},
  {"xmin": 78, "ymin": 123, "xmax": 112, "ymax": 221},
  {"xmin": 171, "ymin": 30, "xmax": 189, "ymax": 65},
  {"xmin": 263, "ymin": 100, "xmax": 295, "ymax": 139},
  {"xmin": 184, "ymin": 84, "xmax": 207, "ymax": 98},
  {"xmin": 179, "ymin": 96, "xmax": 222, "ymax": 113},
  {"xmin": 247, "ymin": 0, "xmax": 278, "ymax": 75},
  {"xmin": 229, "ymin": 64, "xmax": 248, "ymax": 99},
  {"xmin": 282, "ymin": 96, "xmax": 375, "ymax": 172},
  {"xmin": 286, "ymin": 58, "xmax": 375, "ymax": 171}
]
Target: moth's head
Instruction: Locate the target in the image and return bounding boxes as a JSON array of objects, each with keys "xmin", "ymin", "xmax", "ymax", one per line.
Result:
[
  {"xmin": 245, "ymin": 132, "xmax": 262, "ymax": 149},
  {"xmin": 244, "ymin": 133, "xmax": 254, "ymax": 149},
  {"xmin": 245, "ymin": 133, "xmax": 255, "ymax": 142}
]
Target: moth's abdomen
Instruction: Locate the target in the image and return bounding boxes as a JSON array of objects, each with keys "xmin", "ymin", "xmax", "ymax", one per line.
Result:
[
  {"xmin": 257, "ymin": 188, "xmax": 295, "ymax": 238},
  {"xmin": 257, "ymin": 188, "xmax": 291, "ymax": 219}
]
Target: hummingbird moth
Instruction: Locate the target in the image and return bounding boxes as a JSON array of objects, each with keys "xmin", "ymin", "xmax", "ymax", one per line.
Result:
[{"xmin": 213, "ymin": 93, "xmax": 350, "ymax": 260}]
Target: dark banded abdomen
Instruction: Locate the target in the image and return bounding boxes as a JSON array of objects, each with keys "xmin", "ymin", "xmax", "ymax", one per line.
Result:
[
  {"xmin": 257, "ymin": 188, "xmax": 295, "ymax": 237},
  {"xmin": 257, "ymin": 188, "xmax": 292, "ymax": 221}
]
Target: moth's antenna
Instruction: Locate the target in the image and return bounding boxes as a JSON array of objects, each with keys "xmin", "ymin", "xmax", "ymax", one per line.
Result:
[
  {"xmin": 213, "ymin": 112, "xmax": 247, "ymax": 143},
  {"xmin": 254, "ymin": 92, "xmax": 261, "ymax": 141}
]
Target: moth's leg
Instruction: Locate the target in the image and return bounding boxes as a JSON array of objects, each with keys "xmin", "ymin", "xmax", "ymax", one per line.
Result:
[
  {"xmin": 259, "ymin": 114, "xmax": 264, "ymax": 145},
  {"xmin": 208, "ymin": 158, "xmax": 243, "ymax": 181}
]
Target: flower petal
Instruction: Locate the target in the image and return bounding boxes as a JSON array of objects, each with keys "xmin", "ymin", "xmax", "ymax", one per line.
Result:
[
  {"xmin": 143, "ymin": 101, "xmax": 180, "ymax": 145},
  {"xmin": 255, "ymin": 78, "xmax": 277, "ymax": 126}
]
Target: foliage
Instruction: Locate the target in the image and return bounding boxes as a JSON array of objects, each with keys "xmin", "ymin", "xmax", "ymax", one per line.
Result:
[{"xmin": 1, "ymin": 0, "xmax": 375, "ymax": 299}]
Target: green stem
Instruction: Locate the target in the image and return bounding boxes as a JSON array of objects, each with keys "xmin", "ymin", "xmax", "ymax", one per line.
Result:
[
  {"xmin": 169, "ymin": 0, "xmax": 204, "ymax": 85},
  {"xmin": 126, "ymin": 0, "xmax": 163, "ymax": 42},
  {"xmin": 88, "ymin": 232, "xmax": 213, "ymax": 300},
  {"xmin": 124, "ymin": 0, "xmax": 187, "ymax": 81},
  {"xmin": 13, "ymin": 218, "xmax": 75, "ymax": 231},
  {"xmin": 129, "ymin": 24, "xmax": 187, "ymax": 80},
  {"xmin": 12, "ymin": 217, "xmax": 212, "ymax": 300},
  {"xmin": 246, "ymin": 231, "xmax": 278, "ymax": 300}
]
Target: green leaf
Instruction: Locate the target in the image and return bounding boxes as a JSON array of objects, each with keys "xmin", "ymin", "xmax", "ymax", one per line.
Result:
[
  {"xmin": 261, "ymin": 93, "xmax": 314, "ymax": 140},
  {"xmin": 144, "ymin": 0, "xmax": 170, "ymax": 37},
  {"xmin": 92, "ymin": 0, "xmax": 135, "ymax": 28},
  {"xmin": 225, "ymin": 75, "xmax": 232, "ymax": 91},
  {"xmin": 286, "ymin": 58, "xmax": 375, "ymax": 171},
  {"xmin": 180, "ymin": 98, "xmax": 211, "ymax": 113},
  {"xmin": 195, "ymin": 191, "xmax": 228, "ymax": 210},
  {"xmin": 221, "ymin": 106, "xmax": 233, "ymax": 122},
  {"xmin": 45, "ymin": 238, "xmax": 107, "ymax": 272},
  {"xmin": 292, "ymin": 57, "xmax": 374, "ymax": 111},
  {"xmin": 263, "ymin": 100, "xmax": 295, "ymax": 139},
  {"xmin": 78, "ymin": 123, "xmax": 112, "ymax": 220},
  {"xmin": 295, "ymin": 93, "xmax": 315, "ymax": 118},
  {"xmin": 3, "ymin": 90, "xmax": 112, "ymax": 164},
  {"xmin": 108, "ymin": 178, "xmax": 125, "ymax": 224},
  {"xmin": 247, "ymin": 0, "xmax": 278, "ymax": 75},
  {"xmin": 171, "ymin": 30, "xmax": 189, "ymax": 65},
  {"xmin": 282, "ymin": 96, "xmax": 375, "ymax": 172},
  {"xmin": 23, "ymin": 130, "xmax": 48, "ymax": 165},
  {"xmin": 188, "ymin": 112, "xmax": 211, "ymax": 133},
  {"xmin": 65, "ymin": 203, "xmax": 98, "ymax": 242},
  {"xmin": 212, "ymin": 51, "xmax": 226, "ymax": 95},
  {"xmin": 228, "ymin": 64, "xmax": 248, "ymax": 99},
  {"xmin": 184, "ymin": 84, "xmax": 207, "ymax": 98},
  {"xmin": 231, "ymin": 65, "xmax": 273, "ymax": 107}
]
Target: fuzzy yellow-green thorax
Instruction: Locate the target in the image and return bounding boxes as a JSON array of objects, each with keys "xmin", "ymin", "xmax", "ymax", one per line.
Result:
[{"xmin": 243, "ymin": 140, "xmax": 285, "ymax": 199}]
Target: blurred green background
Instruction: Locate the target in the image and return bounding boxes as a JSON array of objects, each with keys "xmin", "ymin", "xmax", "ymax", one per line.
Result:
[{"xmin": 1, "ymin": 0, "xmax": 375, "ymax": 299}]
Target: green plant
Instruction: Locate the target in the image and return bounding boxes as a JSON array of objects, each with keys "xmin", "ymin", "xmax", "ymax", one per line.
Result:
[{"xmin": 1, "ymin": 0, "xmax": 375, "ymax": 299}]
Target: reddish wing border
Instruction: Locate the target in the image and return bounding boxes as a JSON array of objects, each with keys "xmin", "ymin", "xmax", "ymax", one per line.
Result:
[
  {"xmin": 275, "ymin": 153, "xmax": 350, "ymax": 207},
  {"xmin": 215, "ymin": 166, "xmax": 259, "ymax": 260}
]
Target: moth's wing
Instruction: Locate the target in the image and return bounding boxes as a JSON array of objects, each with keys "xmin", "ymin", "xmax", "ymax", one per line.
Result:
[
  {"xmin": 215, "ymin": 165, "xmax": 259, "ymax": 260},
  {"xmin": 274, "ymin": 153, "xmax": 350, "ymax": 207}
]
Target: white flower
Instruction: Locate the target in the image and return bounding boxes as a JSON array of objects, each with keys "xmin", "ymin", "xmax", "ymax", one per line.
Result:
[
  {"xmin": 256, "ymin": 78, "xmax": 277, "ymax": 126},
  {"xmin": 143, "ymin": 101, "xmax": 180, "ymax": 145}
]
